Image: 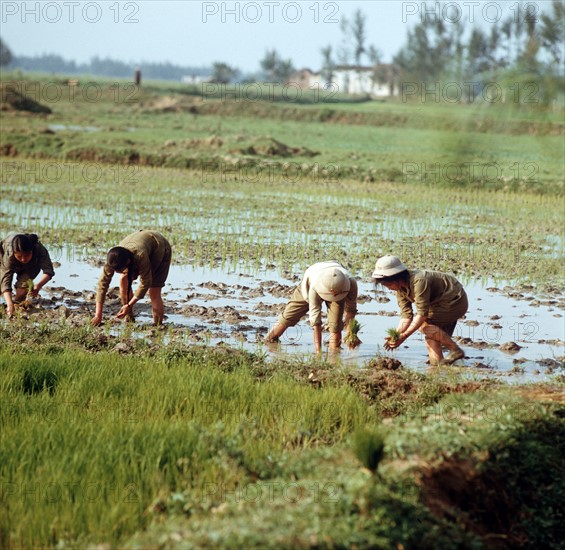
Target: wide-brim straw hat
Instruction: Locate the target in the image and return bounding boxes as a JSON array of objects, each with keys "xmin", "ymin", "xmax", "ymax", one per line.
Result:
[
  {"xmin": 314, "ymin": 267, "xmax": 350, "ymax": 301},
  {"xmin": 372, "ymin": 255, "xmax": 407, "ymax": 278}
]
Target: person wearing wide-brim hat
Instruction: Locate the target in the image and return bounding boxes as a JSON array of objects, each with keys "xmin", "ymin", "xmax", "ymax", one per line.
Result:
[
  {"xmin": 372, "ymin": 255, "xmax": 468, "ymax": 366},
  {"xmin": 266, "ymin": 261, "xmax": 358, "ymax": 353}
]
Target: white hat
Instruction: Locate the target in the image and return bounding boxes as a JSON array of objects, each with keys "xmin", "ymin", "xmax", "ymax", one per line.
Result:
[
  {"xmin": 372, "ymin": 256, "xmax": 407, "ymax": 278},
  {"xmin": 314, "ymin": 267, "xmax": 350, "ymax": 301}
]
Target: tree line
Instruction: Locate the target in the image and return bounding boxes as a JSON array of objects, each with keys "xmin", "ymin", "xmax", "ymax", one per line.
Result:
[
  {"xmin": 0, "ymin": 44, "xmax": 210, "ymax": 81},
  {"xmin": 1, "ymin": 0, "xmax": 563, "ymax": 92},
  {"xmin": 393, "ymin": 0, "xmax": 563, "ymax": 82}
]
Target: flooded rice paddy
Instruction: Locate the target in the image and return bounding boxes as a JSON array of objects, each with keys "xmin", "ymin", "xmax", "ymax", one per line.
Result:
[{"xmin": 16, "ymin": 255, "xmax": 564, "ymax": 383}]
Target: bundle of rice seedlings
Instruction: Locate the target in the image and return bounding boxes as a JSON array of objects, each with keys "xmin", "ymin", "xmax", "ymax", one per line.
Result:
[
  {"xmin": 384, "ymin": 328, "xmax": 401, "ymax": 350},
  {"xmin": 18, "ymin": 280, "xmax": 35, "ymax": 309},
  {"xmin": 386, "ymin": 328, "xmax": 401, "ymax": 342},
  {"xmin": 344, "ymin": 319, "xmax": 362, "ymax": 349},
  {"xmin": 351, "ymin": 427, "xmax": 385, "ymax": 474}
]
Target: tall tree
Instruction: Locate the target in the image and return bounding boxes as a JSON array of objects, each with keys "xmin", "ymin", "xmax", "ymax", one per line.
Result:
[
  {"xmin": 259, "ymin": 49, "xmax": 294, "ymax": 82},
  {"xmin": 467, "ymin": 28, "xmax": 491, "ymax": 77},
  {"xmin": 211, "ymin": 62, "xmax": 238, "ymax": 84},
  {"xmin": 487, "ymin": 23, "xmax": 506, "ymax": 71},
  {"xmin": 540, "ymin": 0, "xmax": 564, "ymax": 68},
  {"xmin": 368, "ymin": 45, "xmax": 386, "ymax": 87},
  {"xmin": 320, "ymin": 45, "xmax": 335, "ymax": 84},
  {"xmin": 351, "ymin": 9, "xmax": 367, "ymax": 66},
  {"xmin": 337, "ymin": 15, "xmax": 351, "ymax": 66},
  {"xmin": 0, "ymin": 38, "xmax": 12, "ymax": 67},
  {"xmin": 519, "ymin": 5, "xmax": 540, "ymax": 72},
  {"xmin": 394, "ymin": 18, "xmax": 453, "ymax": 81},
  {"xmin": 500, "ymin": 16, "xmax": 514, "ymax": 66}
]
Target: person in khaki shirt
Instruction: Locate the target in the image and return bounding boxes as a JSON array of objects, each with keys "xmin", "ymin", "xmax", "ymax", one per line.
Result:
[
  {"xmin": 91, "ymin": 231, "xmax": 172, "ymax": 326},
  {"xmin": 1, "ymin": 233, "xmax": 55, "ymax": 318},
  {"xmin": 265, "ymin": 261, "xmax": 358, "ymax": 353},
  {"xmin": 372, "ymin": 255, "xmax": 468, "ymax": 366}
]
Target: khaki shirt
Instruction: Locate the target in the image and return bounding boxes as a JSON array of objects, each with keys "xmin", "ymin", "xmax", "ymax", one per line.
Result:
[
  {"xmin": 0, "ymin": 235, "xmax": 55, "ymax": 293},
  {"xmin": 396, "ymin": 269, "xmax": 464, "ymax": 319},
  {"xmin": 300, "ymin": 261, "xmax": 358, "ymax": 326},
  {"xmin": 96, "ymin": 231, "xmax": 168, "ymax": 303}
]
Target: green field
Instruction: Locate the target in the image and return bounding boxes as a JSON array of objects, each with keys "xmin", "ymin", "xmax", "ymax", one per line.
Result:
[{"xmin": 1, "ymin": 74, "xmax": 564, "ymax": 548}]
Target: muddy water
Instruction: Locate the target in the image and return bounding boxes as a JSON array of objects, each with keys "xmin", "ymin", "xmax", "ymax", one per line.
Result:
[{"xmin": 11, "ymin": 257, "xmax": 564, "ymax": 382}]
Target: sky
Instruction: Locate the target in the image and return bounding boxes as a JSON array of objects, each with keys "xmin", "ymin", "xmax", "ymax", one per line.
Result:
[{"xmin": 0, "ymin": 1, "xmax": 557, "ymax": 74}]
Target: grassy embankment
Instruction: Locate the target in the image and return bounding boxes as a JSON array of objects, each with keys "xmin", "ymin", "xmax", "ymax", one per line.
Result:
[{"xmin": 0, "ymin": 322, "xmax": 563, "ymax": 548}]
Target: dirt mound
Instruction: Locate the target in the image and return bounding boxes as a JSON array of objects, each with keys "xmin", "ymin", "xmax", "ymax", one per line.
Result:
[
  {"xmin": 142, "ymin": 95, "xmax": 199, "ymax": 114},
  {"xmin": 0, "ymin": 84, "xmax": 52, "ymax": 114},
  {"xmin": 0, "ymin": 143, "xmax": 18, "ymax": 156},
  {"xmin": 347, "ymin": 369, "xmax": 415, "ymax": 404},
  {"xmin": 232, "ymin": 137, "xmax": 319, "ymax": 158},
  {"xmin": 367, "ymin": 356, "xmax": 403, "ymax": 370},
  {"xmin": 145, "ymin": 95, "xmax": 182, "ymax": 112},
  {"xmin": 419, "ymin": 413, "xmax": 565, "ymax": 548}
]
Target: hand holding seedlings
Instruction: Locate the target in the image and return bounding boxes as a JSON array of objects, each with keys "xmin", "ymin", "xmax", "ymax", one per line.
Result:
[
  {"xmin": 344, "ymin": 319, "xmax": 362, "ymax": 349},
  {"xmin": 28, "ymin": 279, "xmax": 39, "ymax": 298},
  {"xmin": 1, "ymin": 233, "xmax": 55, "ymax": 319},
  {"xmin": 384, "ymin": 328, "xmax": 402, "ymax": 351},
  {"xmin": 21, "ymin": 280, "xmax": 35, "ymax": 307}
]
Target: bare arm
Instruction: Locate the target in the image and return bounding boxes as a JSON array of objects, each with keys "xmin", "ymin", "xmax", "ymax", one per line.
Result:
[
  {"xmin": 30, "ymin": 273, "xmax": 52, "ymax": 297},
  {"xmin": 91, "ymin": 301, "xmax": 104, "ymax": 326},
  {"xmin": 388, "ymin": 315, "xmax": 427, "ymax": 349},
  {"xmin": 3, "ymin": 290, "xmax": 14, "ymax": 318}
]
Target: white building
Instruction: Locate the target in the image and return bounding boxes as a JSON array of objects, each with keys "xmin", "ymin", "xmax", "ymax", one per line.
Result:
[
  {"xmin": 288, "ymin": 65, "xmax": 399, "ymax": 98},
  {"xmin": 181, "ymin": 74, "xmax": 211, "ymax": 85}
]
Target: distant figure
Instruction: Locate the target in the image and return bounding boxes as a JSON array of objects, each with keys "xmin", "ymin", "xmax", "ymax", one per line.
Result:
[
  {"xmin": 372, "ymin": 255, "xmax": 468, "ymax": 366},
  {"xmin": 1, "ymin": 233, "xmax": 54, "ymax": 318},
  {"xmin": 265, "ymin": 261, "xmax": 358, "ymax": 353},
  {"xmin": 134, "ymin": 67, "xmax": 141, "ymax": 87},
  {"xmin": 91, "ymin": 231, "xmax": 172, "ymax": 326}
]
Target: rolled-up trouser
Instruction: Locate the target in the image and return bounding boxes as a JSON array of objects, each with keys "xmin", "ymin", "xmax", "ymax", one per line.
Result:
[
  {"xmin": 277, "ymin": 286, "xmax": 346, "ymax": 333},
  {"xmin": 426, "ymin": 290, "xmax": 469, "ymax": 336},
  {"xmin": 148, "ymin": 235, "xmax": 172, "ymax": 288}
]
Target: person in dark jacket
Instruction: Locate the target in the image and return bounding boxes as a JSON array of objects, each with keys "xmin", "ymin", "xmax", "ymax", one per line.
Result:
[
  {"xmin": 92, "ymin": 230, "xmax": 172, "ymax": 326},
  {"xmin": 1, "ymin": 233, "xmax": 55, "ymax": 318}
]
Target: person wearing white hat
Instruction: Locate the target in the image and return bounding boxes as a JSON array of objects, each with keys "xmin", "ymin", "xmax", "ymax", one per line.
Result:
[
  {"xmin": 372, "ymin": 255, "xmax": 468, "ymax": 366},
  {"xmin": 265, "ymin": 261, "xmax": 358, "ymax": 353}
]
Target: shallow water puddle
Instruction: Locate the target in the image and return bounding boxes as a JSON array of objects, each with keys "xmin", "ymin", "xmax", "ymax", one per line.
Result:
[
  {"xmin": 47, "ymin": 124, "xmax": 100, "ymax": 132},
  {"xmin": 13, "ymin": 258, "xmax": 565, "ymax": 382}
]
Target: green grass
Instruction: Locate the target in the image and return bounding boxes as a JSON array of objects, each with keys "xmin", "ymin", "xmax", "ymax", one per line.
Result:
[
  {"xmin": 0, "ymin": 337, "xmax": 563, "ymax": 548},
  {"xmin": 0, "ymin": 347, "xmax": 374, "ymax": 548}
]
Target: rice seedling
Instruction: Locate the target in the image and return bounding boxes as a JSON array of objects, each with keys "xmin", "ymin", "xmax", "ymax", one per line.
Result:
[
  {"xmin": 2, "ymin": 152, "xmax": 561, "ymax": 284},
  {"xmin": 351, "ymin": 426, "xmax": 386, "ymax": 474},
  {"xmin": 386, "ymin": 328, "xmax": 401, "ymax": 343},
  {"xmin": 344, "ymin": 318, "xmax": 362, "ymax": 349}
]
